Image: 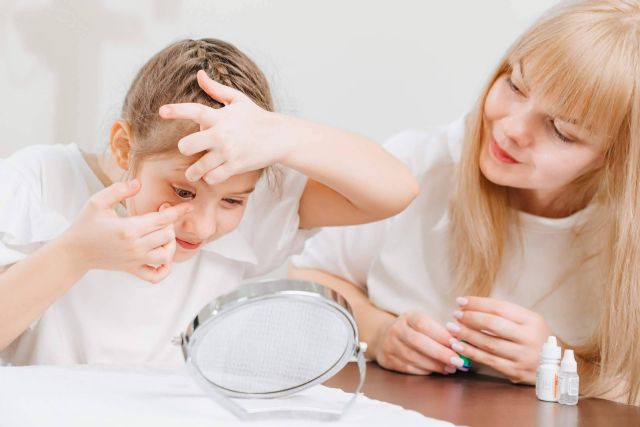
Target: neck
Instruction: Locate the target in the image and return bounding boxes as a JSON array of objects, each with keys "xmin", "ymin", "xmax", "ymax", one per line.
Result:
[
  {"xmin": 511, "ymin": 187, "xmax": 583, "ymax": 218},
  {"xmin": 80, "ymin": 150, "xmax": 125, "ymax": 188}
]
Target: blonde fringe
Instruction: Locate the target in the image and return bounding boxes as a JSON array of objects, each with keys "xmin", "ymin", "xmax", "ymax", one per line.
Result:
[{"xmin": 450, "ymin": 0, "xmax": 640, "ymax": 405}]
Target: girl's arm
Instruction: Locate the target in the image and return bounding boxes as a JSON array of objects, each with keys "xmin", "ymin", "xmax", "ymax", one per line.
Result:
[
  {"xmin": 160, "ymin": 71, "xmax": 419, "ymax": 228},
  {"xmin": 288, "ymin": 265, "xmax": 460, "ymax": 375},
  {"xmin": 0, "ymin": 181, "xmax": 191, "ymax": 351}
]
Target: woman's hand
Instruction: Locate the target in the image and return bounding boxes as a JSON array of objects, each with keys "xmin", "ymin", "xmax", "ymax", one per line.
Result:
[
  {"xmin": 63, "ymin": 180, "xmax": 192, "ymax": 283},
  {"xmin": 159, "ymin": 70, "xmax": 290, "ymax": 185},
  {"xmin": 375, "ymin": 310, "xmax": 462, "ymax": 376},
  {"xmin": 446, "ymin": 296, "xmax": 552, "ymax": 384}
]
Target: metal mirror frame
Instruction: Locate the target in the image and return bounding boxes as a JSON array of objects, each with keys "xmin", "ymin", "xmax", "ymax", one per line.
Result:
[{"xmin": 173, "ymin": 279, "xmax": 367, "ymax": 421}]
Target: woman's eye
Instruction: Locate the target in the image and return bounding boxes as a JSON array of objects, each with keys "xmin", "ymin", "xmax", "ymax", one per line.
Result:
[
  {"xmin": 506, "ymin": 76, "xmax": 522, "ymax": 95},
  {"xmin": 222, "ymin": 198, "xmax": 244, "ymax": 207},
  {"xmin": 173, "ymin": 187, "xmax": 195, "ymax": 200},
  {"xmin": 552, "ymin": 122, "xmax": 575, "ymax": 144}
]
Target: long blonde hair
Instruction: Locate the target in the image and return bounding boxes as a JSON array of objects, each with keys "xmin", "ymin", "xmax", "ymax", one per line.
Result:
[{"xmin": 450, "ymin": 0, "xmax": 640, "ymax": 404}]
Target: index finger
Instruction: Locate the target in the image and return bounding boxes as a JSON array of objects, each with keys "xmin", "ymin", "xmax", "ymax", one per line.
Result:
[
  {"xmin": 128, "ymin": 203, "xmax": 193, "ymax": 235},
  {"xmin": 159, "ymin": 103, "xmax": 217, "ymax": 127},
  {"xmin": 456, "ymin": 296, "xmax": 531, "ymax": 324},
  {"xmin": 405, "ymin": 311, "xmax": 453, "ymax": 347}
]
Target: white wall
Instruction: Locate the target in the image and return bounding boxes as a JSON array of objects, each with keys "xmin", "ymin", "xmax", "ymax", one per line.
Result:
[{"xmin": 1, "ymin": 0, "xmax": 558, "ymax": 158}]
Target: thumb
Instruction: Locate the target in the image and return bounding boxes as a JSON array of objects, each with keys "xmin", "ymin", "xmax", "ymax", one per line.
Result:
[
  {"xmin": 91, "ymin": 179, "xmax": 140, "ymax": 209},
  {"xmin": 197, "ymin": 70, "xmax": 239, "ymax": 105}
]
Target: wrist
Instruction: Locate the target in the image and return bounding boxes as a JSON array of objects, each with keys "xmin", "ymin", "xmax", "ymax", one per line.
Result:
[{"xmin": 55, "ymin": 230, "xmax": 94, "ymax": 274}]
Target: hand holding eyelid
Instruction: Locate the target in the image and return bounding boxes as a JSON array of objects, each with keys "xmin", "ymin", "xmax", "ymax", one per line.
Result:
[{"xmin": 62, "ymin": 181, "xmax": 192, "ymax": 284}]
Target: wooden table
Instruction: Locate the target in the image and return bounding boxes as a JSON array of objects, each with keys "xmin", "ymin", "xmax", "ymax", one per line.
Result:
[{"xmin": 324, "ymin": 362, "xmax": 640, "ymax": 426}]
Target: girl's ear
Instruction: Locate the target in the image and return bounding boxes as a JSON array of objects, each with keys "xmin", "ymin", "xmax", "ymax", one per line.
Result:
[{"xmin": 109, "ymin": 119, "xmax": 133, "ymax": 170}]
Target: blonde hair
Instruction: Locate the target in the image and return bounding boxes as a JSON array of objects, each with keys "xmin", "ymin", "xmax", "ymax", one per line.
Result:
[{"xmin": 450, "ymin": 0, "xmax": 640, "ymax": 404}]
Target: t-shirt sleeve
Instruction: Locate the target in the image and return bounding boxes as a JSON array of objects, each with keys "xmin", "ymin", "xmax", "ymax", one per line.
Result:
[
  {"xmin": 241, "ymin": 167, "xmax": 319, "ymax": 278},
  {"xmin": 290, "ymin": 218, "xmax": 389, "ymax": 290},
  {"xmin": 0, "ymin": 158, "xmax": 69, "ymax": 269}
]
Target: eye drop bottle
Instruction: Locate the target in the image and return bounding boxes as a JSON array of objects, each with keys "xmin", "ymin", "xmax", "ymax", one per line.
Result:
[
  {"xmin": 535, "ymin": 335, "xmax": 561, "ymax": 402},
  {"xmin": 558, "ymin": 349, "xmax": 579, "ymax": 405}
]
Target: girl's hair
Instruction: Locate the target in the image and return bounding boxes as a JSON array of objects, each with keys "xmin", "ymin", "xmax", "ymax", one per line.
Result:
[
  {"xmin": 450, "ymin": 0, "xmax": 640, "ymax": 404},
  {"xmin": 121, "ymin": 38, "xmax": 273, "ymax": 169}
]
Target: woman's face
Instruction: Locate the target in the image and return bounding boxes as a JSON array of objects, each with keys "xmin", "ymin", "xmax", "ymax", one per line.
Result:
[
  {"xmin": 479, "ymin": 62, "xmax": 606, "ymax": 202},
  {"xmin": 126, "ymin": 151, "xmax": 261, "ymax": 262}
]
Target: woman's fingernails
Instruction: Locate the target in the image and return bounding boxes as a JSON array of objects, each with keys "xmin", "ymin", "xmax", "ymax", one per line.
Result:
[
  {"xmin": 446, "ymin": 321, "xmax": 461, "ymax": 333},
  {"xmin": 456, "ymin": 297, "xmax": 468, "ymax": 306},
  {"xmin": 450, "ymin": 356, "xmax": 465, "ymax": 368},
  {"xmin": 444, "ymin": 366, "xmax": 457, "ymax": 374},
  {"xmin": 449, "ymin": 338, "xmax": 465, "ymax": 353},
  {"xmin": 453, "ymin": 310, "xmax": 464, "ymax": 319},
  {"xmin": 159, "ymin": 106, "xmax": 171, "ymax": 116}
]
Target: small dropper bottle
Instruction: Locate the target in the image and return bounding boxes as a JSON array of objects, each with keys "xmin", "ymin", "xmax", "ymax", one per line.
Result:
[
  {"xmin": 536, "ymin": 336, "xmax": 561, "ymax": 402},
  {"xmin": 558, "ymin": 349, "xmax": 579, "ymax": 405}
]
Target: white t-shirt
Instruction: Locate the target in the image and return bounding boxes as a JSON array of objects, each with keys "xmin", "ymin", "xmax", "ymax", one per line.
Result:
[
  {"xmin": 0, "ymin": 144, "xmax": 314, "ymax": 366},
  {"xmin": 292, "ymin": 119, "xmax": 602, "ymax": 362}
]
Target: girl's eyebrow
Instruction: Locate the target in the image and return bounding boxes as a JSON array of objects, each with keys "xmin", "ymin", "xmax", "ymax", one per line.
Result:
[{"xmin": 229, "ymin": 187, "xmax": 256, "ymax": 195}]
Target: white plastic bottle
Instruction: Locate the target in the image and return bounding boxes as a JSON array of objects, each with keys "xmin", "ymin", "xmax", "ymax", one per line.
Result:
[
  {"xmin": 558, "ymin": 349, "xmax": 579, "ymax": 405},
  {"xmin": 535, "ymin": 336, "xmax": 561, "ymax": 402}
]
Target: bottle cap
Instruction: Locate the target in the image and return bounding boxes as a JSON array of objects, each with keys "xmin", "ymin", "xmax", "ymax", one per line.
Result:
[
  {"xmin": 540, "ymin": 335, "xmax": 561, "ymax": 361},
  {"xmin": 561, "ymin": 349, "xmax": 577, "ymax": 372}
]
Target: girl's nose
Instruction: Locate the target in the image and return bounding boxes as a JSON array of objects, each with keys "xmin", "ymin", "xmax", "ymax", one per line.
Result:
[{"xmin": 183, "ymin": 207, "xmax": 217, "ymax": 241}]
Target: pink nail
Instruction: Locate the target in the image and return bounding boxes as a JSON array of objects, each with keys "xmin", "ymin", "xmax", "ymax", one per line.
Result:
[
  {"xmin": 450, "ymin": 339, "xmax": 465, "ymax": 353},
  {"xmin": 453, "ymin": 310, "xmax": 464, "ymax": 319},
  {"xmin": 456, "ymin": 297, "xmax": 468, "ymax": 306},
  {"xmin": 450, "ymin": 356, "xmax": 465, "ymax": 367},
  {"xmin": 446, "ymin": 321, "xmax": 460, "ymax": 333}
]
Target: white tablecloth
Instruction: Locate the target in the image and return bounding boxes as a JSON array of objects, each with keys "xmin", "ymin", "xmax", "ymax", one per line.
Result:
[{"xmin": 0, "ymin": 365, "xmax": 455, "ymax": 427}]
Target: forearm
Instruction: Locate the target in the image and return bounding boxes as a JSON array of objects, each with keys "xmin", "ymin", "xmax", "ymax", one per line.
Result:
[
  {"xmin": 273, "ymin": 113, "xmax": 419, "ymax": 221},
  {"xmin": 0, "ymin": 235, "xmax": 88, "ymax": 351},
  {"xmin": 288, "ymin": 265, "xmax": 396, "ymax": 359}
]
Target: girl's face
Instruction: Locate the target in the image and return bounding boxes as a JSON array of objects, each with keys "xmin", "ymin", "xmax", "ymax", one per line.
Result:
[
  {"xmin": 126, "ymin": 152, "xmax": 261, "ymax": 262},
  {"xmin": 479, "ymin": 63, "xmax": 606, "ymax": 203}
]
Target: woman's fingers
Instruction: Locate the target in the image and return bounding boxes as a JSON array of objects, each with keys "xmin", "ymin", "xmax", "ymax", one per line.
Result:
[
  {"xmin": 398, "ymin": 320, "xmax": 460, "ymax": 368},
  {"xmin": 446, "ymin": 320, "xmax": 521, "ymax": 361},
  {"xmin": 454, "ymin": 309, "xmax": 521, "ymax": 342},
  {"xmin": 457, "ymin": 296, "xmax": 531, "ymax": 325}
]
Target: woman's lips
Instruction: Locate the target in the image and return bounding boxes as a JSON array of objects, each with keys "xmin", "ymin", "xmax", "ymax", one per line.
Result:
[
  {"xmin": 490, "ymin": 137, "xmax": 519, "ymax": 164},
  {"xmin": 176, "ymin": 238, "xmax": 202, "ymax": 250}
]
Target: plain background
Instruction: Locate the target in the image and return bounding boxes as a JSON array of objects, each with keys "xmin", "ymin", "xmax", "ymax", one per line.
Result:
[{"xmin": 1, "ymin": 0, "xmax": 558, "ymax": 157}]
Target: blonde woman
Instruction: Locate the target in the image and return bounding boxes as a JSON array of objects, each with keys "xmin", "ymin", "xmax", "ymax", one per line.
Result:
[{"xmin": 288, "ymin": 0, "xmax": 640, "ymax": 404}]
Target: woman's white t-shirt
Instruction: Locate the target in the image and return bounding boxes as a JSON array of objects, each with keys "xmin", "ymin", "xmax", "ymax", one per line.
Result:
[
  {"xmin": 292, "ymin": 119, "xmax": 602, "ymax": 365},
  {"xmin": 0, "ymin": 144, "xmax": 314, "ymax": 366}
]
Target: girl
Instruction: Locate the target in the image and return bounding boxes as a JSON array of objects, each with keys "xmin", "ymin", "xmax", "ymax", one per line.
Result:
[
  {"xmin": 288, "ymin": 0, "xmax": 640, "ymax": 404},
  {"xmin": 0, "ymin": 38, "xmax": 418, "ymax": 366}
]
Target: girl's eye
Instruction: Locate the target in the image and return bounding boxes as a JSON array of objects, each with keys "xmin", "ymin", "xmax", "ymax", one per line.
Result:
[
  {"xmin": 221, "ymin": 198, "xmax": 244, "ymax": 207},
  {"xmin": 552, "ymin": 121, "xmax": 575, "ymax": 144},
  {"xmin": 173, "ymin": 187, "xmax": 195, "ymax": 200},
  {"xmin": 506, "ymin": 75, "xmax": 522, "ymax": 95}
]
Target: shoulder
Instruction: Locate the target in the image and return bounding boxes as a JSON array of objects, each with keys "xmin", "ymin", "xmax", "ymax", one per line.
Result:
[
  {"xmin": 382, "ymin": 117, "xmax": 466, "ymax": 177},
  {"xmin": 4, "ymin": 144, "xmax": 85, "ymax": 191}
]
